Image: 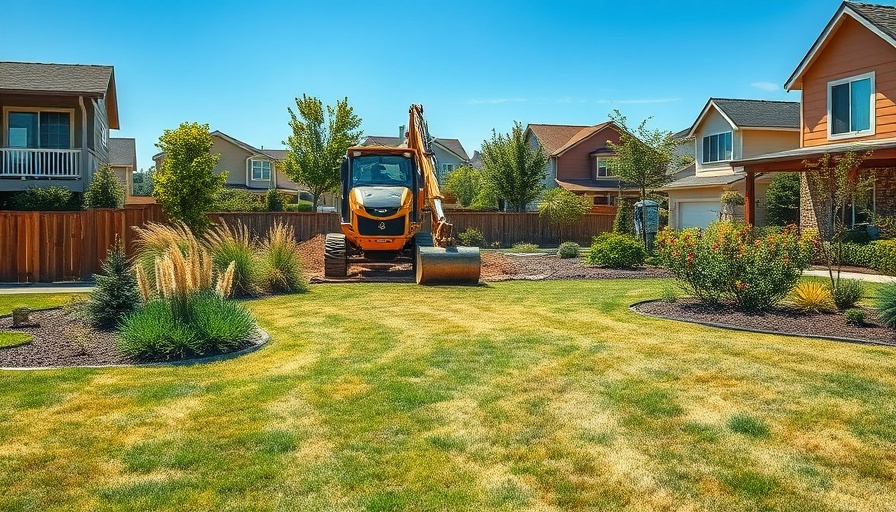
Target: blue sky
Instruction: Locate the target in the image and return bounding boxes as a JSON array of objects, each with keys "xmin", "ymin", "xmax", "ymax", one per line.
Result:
[{"xmin": 0, "ymin": 0, "xmax": 869, "ymax": 172}]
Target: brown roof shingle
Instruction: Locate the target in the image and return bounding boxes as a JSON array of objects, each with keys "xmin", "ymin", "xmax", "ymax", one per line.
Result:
[
  {"xmin": 526, "ymin": 124, "xmax": 590, "ymax": 155},
  {"xmin": 850, "ymin": 2, "xmax": 896, "ymax": 41}
]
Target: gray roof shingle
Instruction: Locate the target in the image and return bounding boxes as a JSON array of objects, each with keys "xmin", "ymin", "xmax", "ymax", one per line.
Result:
[
  {"xmin": 711, "ymin": 99, "xmax": 801, "ymax": 129},
  {"xmin": 661, "ymin": 163, "xmax": 745, "ymax": 189},
  {"xmin": 0, "ymin": 61, "xmax": 114, "ymax": 95},
  {"xmin": 108, "ymin": 138, "xmax": 136, "ymax": 168},
  {"xmin": 850, "ymin": 2, "xmax": 896, "ymax": 41}
]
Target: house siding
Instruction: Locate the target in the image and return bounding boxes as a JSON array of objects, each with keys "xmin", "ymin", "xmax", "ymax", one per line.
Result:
[
  {"xmin": 555, "ymin": 126, "xmax": 621, "ymax": 181},
  {"xmin": 801, "ymin": 15, "xmax": 896, "ymax": 147},
  {"xmin": 741, "ymin": 130, "xmax": 800, "ymax": 159},
  {"xmin": 211, "ymin": 137, "xmax": 250, "ymax": 187},
  {"xmin": 695, "ymin": 109, "xmax": 740, "ymax": 174}
]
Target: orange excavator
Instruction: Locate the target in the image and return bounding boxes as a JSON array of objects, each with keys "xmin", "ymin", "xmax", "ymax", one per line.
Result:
[{"xmin": 324, "ymin": 104, "xmax": 481, "ymax": 284}]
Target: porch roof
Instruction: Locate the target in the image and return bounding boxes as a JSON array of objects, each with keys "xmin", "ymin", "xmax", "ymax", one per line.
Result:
[
  {"xmin": 556, "ymin": 178, "xmax": 637, "ymax": 193},
  {"xmin": 731, "ymin": 139, "xmax": 896, "ymax": 172}
]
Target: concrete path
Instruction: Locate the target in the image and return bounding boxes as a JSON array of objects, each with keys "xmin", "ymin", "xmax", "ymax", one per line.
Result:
[
  {"xmin": 0, "ymin": 284, "xmax": 94, "ymax": 294},
  {"xmin": 802, "ymin": 269, "xmax": 896, "ymax": 283}
]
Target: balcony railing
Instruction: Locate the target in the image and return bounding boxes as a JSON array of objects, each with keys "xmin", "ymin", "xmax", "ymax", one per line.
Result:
[{"xmin": 0, "ymin": 148, "xmax": 81, "ymax": 178}]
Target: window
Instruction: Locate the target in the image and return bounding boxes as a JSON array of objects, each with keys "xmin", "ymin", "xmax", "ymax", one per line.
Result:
[
  {"xmin": 829, "ymin": 72, "xmax": 874, "ymax": 138},
  {"xmin": 251, "ymin": 159, "xmax": 271, "ymax": 181},
  {"xmin": 440, "ymin": 163, "xmax": 455, "ymax": 175},
  {"xmin": 5, "ymin": 109, "xmax": 73, "ymax": 149},
  {"xmin": 596, "ymin": 157, "xmax": 615, "ymax": 177},
  {"xmin": 701, "ymin": 132, "xmax": 732, "ymax": 163}
]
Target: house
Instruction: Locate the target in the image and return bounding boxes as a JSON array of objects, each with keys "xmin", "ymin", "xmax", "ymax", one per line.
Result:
[
  {"xmin": 152, "ymin": 130, "xmax": 327, "ymax": 204},
  {"xmin": 0, "ymin": 61, "xmax": 119, "ymax": 202},
  {"xmin": 360, "ymin": 131, "xmax": 470, "ymax": 184},
  {"xmin": 733, "ymin": 1, "xmax": 896, "ymax": 232},
  {"xmin": 524, "ymin": 122, "xmax": 639, "ymax": 211},
  {"xmin": 663, "ymin": 99, "xmax": 800, "ymax": 228},
  {"xmin": 108, "ymin": 137, "xmax": 152, "ymax": 205}
]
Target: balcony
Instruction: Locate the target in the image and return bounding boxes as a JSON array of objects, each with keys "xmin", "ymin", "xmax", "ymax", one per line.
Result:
[{"xmin": 0, "ymin": 148, "xmax": 81, "ymax": 179}]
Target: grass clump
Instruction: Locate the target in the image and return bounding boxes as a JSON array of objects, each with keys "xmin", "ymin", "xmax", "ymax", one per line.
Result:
[
  {"xmin": 204, "ymin": 221, "xmax": 257, "ymax": 297},
  {"xmin": 557, "ymin": 241, "xmax": 580, "ymax": 259},
  {"xmin": 511, "ymin": 242, "xmax": 540, "ymax": 253},
  {"xmin": 256, "ymin": 221, "xmax": 306, "ymax": 294},
  {"xmin": 844, "ymin": 308, "xmax": 866, "ymax": 326},
  {"xmin": 728, "ymin": 413, "xmax": 770, "ymax": 438},
  {"xmin": 875, "ymin": 283, "xmax": 896, "ymax": 329},
  {"xmin": 789, "ymin": 282, "xmax": 835, "ymax": 313},
  {"xmin": 83, "ymin": 239, "xmax": 142, "ymax": 329},
  {"xmin": 831, "ymin": 279, "xmax": 864, "ymax": 310}
]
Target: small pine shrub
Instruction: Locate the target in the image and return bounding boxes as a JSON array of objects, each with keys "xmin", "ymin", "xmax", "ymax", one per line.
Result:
[
  {"xmin": 204, "ymin": 222, "xmax": 257, "ymax": 297},
  {"xmin": 13, "ymin": 186, "xmax": 80, "ymax": 211},
  {"xmin": 830, "ymin": 279, "xmax": 864, "ymax": 310},
  {"xmin": 844, "ymin": 308, "xmax": 866, "ymax": 326},
  {"xmin": 557, "ymin": 242, "xmax": 580, "ymax": 259},
  {"xmin": 266, "ymin": 189, "xmax": 284, "ymax": 212},
  {"xmin": 83, "ymin": 165, "xmax": 125, "ymax": 209},
  {"xmin": 511, "ymin": 242, "xmax": 540, "ymax": 253},
  {"xmin": 587, "ymin": 232, "xmax": 645, "ymax": 268},
  {"xmin": 457, "ymin": 228, "xmax": 485, "ymax": 247},
  {"xmin": 83, "ymin": 239, "xmax": 142, "ymax": 329},
  {"xmin": 257, "ymin": 221, "xmax": 306, "ymax": 294},
  {"xmin": 874, "ymin": 283, "xmax": 896, "ymax": 329},
  {"xmin": 789, "ymin": 282, "xmax": 835, "ymax": 313}
]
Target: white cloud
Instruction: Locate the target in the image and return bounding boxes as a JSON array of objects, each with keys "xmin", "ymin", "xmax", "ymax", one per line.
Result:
[{"xmin": 751, "ymin": 81, "xmax": 779, "ymax": 92}]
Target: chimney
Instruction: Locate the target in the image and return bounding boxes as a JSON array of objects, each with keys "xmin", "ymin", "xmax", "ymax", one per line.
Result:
[{"xmin": 399, "ymin": 125, "xmax": 406, "ymax": 142}]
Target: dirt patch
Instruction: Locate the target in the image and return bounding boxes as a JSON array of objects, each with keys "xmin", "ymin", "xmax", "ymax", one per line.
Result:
[
  {"xmin": 297, "ymin": 235, "xmax": 668, "ymax": 282},
  {"xmin": 0, "ymin": 309, "xmax": 134, "ymax": 368},
  {"xmin": 633, "ymin": 298, "xmax": 896, "ymax": 346}
]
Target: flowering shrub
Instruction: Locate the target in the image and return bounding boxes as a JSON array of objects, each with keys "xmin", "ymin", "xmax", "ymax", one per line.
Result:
[{"xmin": 656, "ymin": 222, "xmax": 813, "ymax": 310}]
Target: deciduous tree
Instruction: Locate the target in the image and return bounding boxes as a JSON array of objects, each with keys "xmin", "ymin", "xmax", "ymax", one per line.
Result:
[
  {"xmin": 538, "ymin": 187, "xmax": 591, "ymax": 242},
  {"xmin": 154, "ymin": 122, "xmax": 225, "ymax": 233},
  {"xmin": 444, "ymin": 165, "xmax": 484, "ymax": 208},
  {"xmin": 480, "ymin": 122, "xmax": 548, "ymax": 212},
  {"xmin": 282, "ymin": 95, "xmax": 362, "ymax": 209},
  {"xmin": 84, "ymin": 164, "xmax": 125, "ymax": 209}
]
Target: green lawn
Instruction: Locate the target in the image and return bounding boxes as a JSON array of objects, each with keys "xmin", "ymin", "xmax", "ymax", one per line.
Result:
[{"xmin": 1, "ymin": 281, "xmax": 895, "ymax": 511}]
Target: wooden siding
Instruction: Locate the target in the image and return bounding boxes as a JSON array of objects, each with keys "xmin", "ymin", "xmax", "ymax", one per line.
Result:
[
  {"xmin": 801, "ymin": 15, "xmax": 896, "ymax": 146},
  {"xmin": 555, "ymin": 126, "xmax": 621, "ymax": 181},
  {"xmin": 740, "ymin": 130, "xmax": 801, "ymax": 159}
]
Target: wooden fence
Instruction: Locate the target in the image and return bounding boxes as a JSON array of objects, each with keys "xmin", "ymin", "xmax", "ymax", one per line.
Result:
[
  {"xmin": 0, "ymin": 204, "xmax": 165, "ymax": 283},
  {"xmin": 0, "ymin": 206, "xmax": 614, "ymax": 283}
]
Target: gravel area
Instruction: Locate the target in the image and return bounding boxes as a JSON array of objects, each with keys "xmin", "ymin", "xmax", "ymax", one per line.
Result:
[
  {"xmin": 296, "ymin": 235, "xmax": 668, "ymax": 282},
  {"xmin": 633, "ymin": 298, "xmax": 896, "ymax": 346},
  {"xmin": 0, "ymin": 309, "xmax": 134, "ymax": 368}
]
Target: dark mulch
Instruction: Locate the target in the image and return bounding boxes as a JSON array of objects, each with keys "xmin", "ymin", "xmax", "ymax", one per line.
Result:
[
  {"xmin": 484, "ymin": 253, "xmax": 670, "ymax": 281},
  {"xmin": 634, "ymin": 298, "xmax": 896, "ymax": 346},
  {"xmin": 0, "ymin": 309, "xmax": 135, "ymax": 368}
]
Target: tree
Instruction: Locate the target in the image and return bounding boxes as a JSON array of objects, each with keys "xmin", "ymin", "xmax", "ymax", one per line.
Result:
[
  {"xmin": 83, "ymin": 238, "xmax": 141, "ymax": 329},
  {"xmin": 444, "ymin": 165, "xmax": 484, "ymax": 207},
  {"xmin": 538, "ymin": 187, "xmax": 591, "ymax": 243},
  {"xmin": 480, "ymin": 122, "xmax": 548, "ymax": 212},
  {"xmin": 154, "ymin": 122, "xmax": 225, "ymax": 233},
  {"xmin": 282, "ymin": 95, "xmax": 362, "ymax": 209},
  {"xmin": 84, "ymin": 164, "xmax": 125, "ymax": 209},
  {"xmin": 132, "ymin": 167, "xmax": 156, "ymax": 196},
  {"xmin": 764, "ymin": 173, "xmax": 801, "ymax": 226},
  {"xmin": 606, "ymin": 110, "xmax": 679, "ymax": 246}
]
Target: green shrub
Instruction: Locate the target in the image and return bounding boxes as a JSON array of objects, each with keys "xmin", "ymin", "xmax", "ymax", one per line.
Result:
[
  {"xmin": 458, "ymin": 228, "xmax": 485, "ymax": 247},
  {"xmin": 656, "ymin": 222, "xmax": 813, "ymax": 310},
  {"xmin": 511, "ymin": 242, "xmax": 540, "ymax": 253},
  {"xmin": 83, "ymin": 239, "xmax": 142, "ymax": 329},
  {"xmin": 265, "ymin": 189, "xmax": 284, "ymax": 212},
  {"xmin": 13, "ymin": 186, "xmax": 80, "ymax": 211},
  {"xmin": 187, "ymin": 292, "xmax": 256, "ymax": 352},
  {"xmin": 257, "ymin": 221, "xmax": 306, "ymax": 294},
  {"xmin": 844, "ymin": 308, "xmax": 866, "ymax": 326},
  {"xmin": 284, "ymin": 201, "xmax": 313, "ymax": 212},
  {"xmin": 557, "ymin": 242, "xmax": 580, "ymax": 259},
  {"xmin": 212, "ymin": 188, "xmax": 266, "ymax": 212},
  {"xmin": 119, "ymin": 300, "xmax": 201, "ymax": 360},
  {"xmin": 643, "ymin": 255, "xmax": 660, "ymax": 266},
  {"xmin": 83, "ymin": 165, "xmax": 125, "ymax": 209},
  {"xmin": 835, "ymin": 242, "xmax": 877, "ymax": 268},
  {"xmin": 874, "ymin": 239, "xmax": 896, "ymax": 275},
  {"xmin": 613, "ymin": 198, "xmax": 635, "ymax": 234},
  {"xmin": 875, "ymin": 283, "xmax": 896, "ymax": 329},
  {"xmin": 842, "ymin": 229, "xmax": 871, "ymax": 245},
  {"xmin": 789, "ymin": 282, "xmax": 835, "ymax": 313},
  {"xmin": 204, "ymin": 222, "xmax": 257, "ymax": 297},
  {"xmin": 587, "ymin": 232, "xmax": 645, "ymax": 268},
  {"xmin": 831, "ymin": 279, "xmax": 864, "ymax": 310},
  {"xmin": 765, "ymin": 173, "xmax": 800, "ymax": 226}
]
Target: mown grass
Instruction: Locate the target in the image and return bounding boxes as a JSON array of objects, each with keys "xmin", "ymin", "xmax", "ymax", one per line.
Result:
[
  {"xmin": 0, "ymin": 280, "xmax": 895, "ymax": 510},
  {"xmin": 0, "ymin": 292, "xmax": 85, "ymax": 315}
]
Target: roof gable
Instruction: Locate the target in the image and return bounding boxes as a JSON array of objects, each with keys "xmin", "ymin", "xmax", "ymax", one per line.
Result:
[
  {"xmin": 686, "ymin": 98, "xmax": 800, "ymax": 137},
  {"xmin": 108, "ymin": 138, "xmax": 136, "ymax": 168},
  {"xmin": 552, "ymin": 122, "xmax": 618, "ymax": 156},
  {"xmin": 525, "ymin": 124, "xmax": 590, "ymax": 155},
  {"xmin": 786, "ymin": 2, "xmax": 896, "ymax": 91}
]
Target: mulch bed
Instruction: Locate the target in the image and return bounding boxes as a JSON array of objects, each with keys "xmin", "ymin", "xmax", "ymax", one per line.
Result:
[
  {"xmin": 633, "ymin": 298, "xmax": 896, "ymax": 346},
  {"xmin": 1, "ymin": 309, "xmax": 135, "ymax": 368}
]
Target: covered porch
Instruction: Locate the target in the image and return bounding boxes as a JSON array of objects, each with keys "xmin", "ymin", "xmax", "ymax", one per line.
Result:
[
  {"xmin": 1, "ymin": 147, "xmax": 82, "ymax": 179},
  {"xmin": 733, "ymin": 140, "xmax": 896, "ymax": 228}
]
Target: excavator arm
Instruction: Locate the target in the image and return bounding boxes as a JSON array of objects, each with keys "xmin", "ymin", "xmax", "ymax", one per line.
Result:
[{"xmin": 406, "ymin": 104, "xmax": 454, "ymax": 247}]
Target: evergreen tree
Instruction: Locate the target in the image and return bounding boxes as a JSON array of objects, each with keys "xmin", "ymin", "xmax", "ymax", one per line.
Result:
[
  {"xmin": 84, "ymin": 164, "xmax": 125, "ymax": 208},
  {"xmin": 84, "ymin": 239, "xmax": 142, "ymax": 330},
  {"xmin": 765, "ymin": 173, "xmax": 801, "ymax": 226}
]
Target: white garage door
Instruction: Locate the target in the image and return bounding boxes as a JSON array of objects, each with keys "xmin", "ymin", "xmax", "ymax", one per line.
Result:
[{"xmin": 679, "ymin": 202, "xmax": 719, "ymax": 229}]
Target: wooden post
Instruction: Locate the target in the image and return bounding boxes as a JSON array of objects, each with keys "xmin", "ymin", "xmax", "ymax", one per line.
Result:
[{"xmin": 745, "ymin": 170, "xmax": 756, "ymax": 227}]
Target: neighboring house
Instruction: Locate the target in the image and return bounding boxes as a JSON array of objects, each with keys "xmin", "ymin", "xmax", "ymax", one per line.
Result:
[
  {"xmin": 152, "ymin": 130, "xmax": 328, "ymax": 205},
  {"xmin": 108, "ymin": 137, "xmax": 151, "ymax": 205},
  {"xmin": 662, "ymin": 99, "xmax": 800, "ymax": 229},
  {"xmin": 524, "ymin": 122, "xmax": 639, "ymax": 211},
  {"xmin": 733, "ymin": 1, "xmax": 896, "ymax": 231},
  {"xmin": 360, "ymin": 131, "xmax": 470, "ymax": 184},
  {"xmin": 0, "ymin": 61, "xmax": 119, "ymax": 200}
]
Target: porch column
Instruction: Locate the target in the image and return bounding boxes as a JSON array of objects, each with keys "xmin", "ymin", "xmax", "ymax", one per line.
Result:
[{"xmin": 745, "ymin": 170, "xmax": 756, "ymax": 226}]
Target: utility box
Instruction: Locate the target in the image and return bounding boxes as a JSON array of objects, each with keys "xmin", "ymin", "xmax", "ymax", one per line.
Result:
[{"xmin": 634, "ymin": 200, "xmax": 660, "ymax": 252}]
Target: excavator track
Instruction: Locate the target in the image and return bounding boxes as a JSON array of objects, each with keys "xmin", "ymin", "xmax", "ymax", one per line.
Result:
[{"xmin": 324, "ymin": 233, "xmax": 348, "ymax": 278}]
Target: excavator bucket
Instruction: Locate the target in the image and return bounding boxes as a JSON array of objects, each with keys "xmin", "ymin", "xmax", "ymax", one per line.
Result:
[{"xmin": 415, "ymin": 246, "xmax": 481, "ymax": 285}]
